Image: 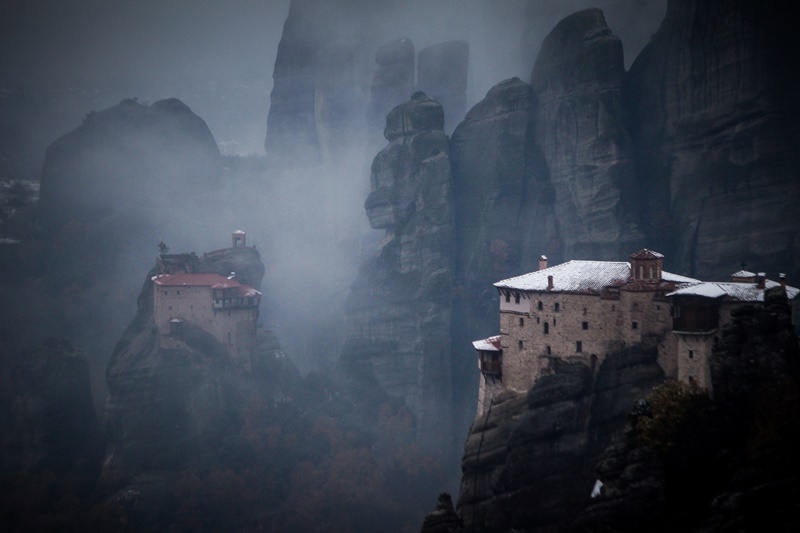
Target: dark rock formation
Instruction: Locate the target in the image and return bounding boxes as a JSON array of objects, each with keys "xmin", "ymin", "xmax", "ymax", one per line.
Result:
[
  {"xmin": 38, "ymin": 98, "xmax": 220, "ymax": 231},
  {"xmin": 368, "ymin": 38, "xmax": 415, "ymax": 132},
  {"xmin": 102, "ymin": 246, "xmax": 296, "ymax": 482},
  {"xmin": 456, "ymin": 345, "xmax": 664, "ymax": 531},
  {"xmin": 342, "ymin": 92, "xmax": 455, "ymax": 452},
  {"xmin": 449, "ymin": 77, "xmax": 557, "ymax": 429},
  {"xmin": 531, "ymin": 8, "xmax": 643, "ymax": 260},
  {"xmin": 264, "ymin": 0, "xmax": 381, "ymax": 162},
  {"xmin": 625, "ymin": 0, "xmax": 800, "ymax": 280},
  {"xmin": 0, "ymin": 339, "xmax": 101, "ymax": 479},
  {"xmin": 417, "ymin": 41, "xmax": 469, "ymax": 133},
  {"xmin": 420, "ymin": 492, "xmax": 463, "ymax": 533}
]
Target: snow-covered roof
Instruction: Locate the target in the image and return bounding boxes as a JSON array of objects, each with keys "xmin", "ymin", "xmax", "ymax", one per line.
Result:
[
  {"xmin": 233, "ymin": 229, "xmax": 246, "ymax": 235},
  {"xmin": 730, "ymin": 270, "xmax": 756, "ymax": 278},
  {"xmin": 667, "ymin": 280, "xmax": 799, "ymax": 301},
  {"xmin": 630, "ymin": 249, "xmax": 664, "ymax": 259},
  {"xmin": 494, "ymin": 260, "xmax": 698, "ymax": 293},
  {"xmin": 472, "ymin": 335, "xmax": 502, "ymax": 352}
]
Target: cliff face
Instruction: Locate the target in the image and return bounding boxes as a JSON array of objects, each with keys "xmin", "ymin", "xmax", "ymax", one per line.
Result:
[
  {"xmin": 342, "ymin": 93, "xmax": 455, "ymax": 451},
  {"xmin": 531, "ymin": 8, "xmax": 643, "ymax": 261},
  {"xmin": 625, "ymin": 0, "xmax": 800, "ymax": 280},
  {"xmin": 0, "ymin": 339, "xmax": 101, "ymax": 479},
  {"xmin": 417, "ymin": 41, "xmax": 469, "ymax": 134},
  {"xmin": 38, "ymin": 98, "xmax": 220, "ymax": 232},
  {"xmin": 265, "ymin": 0, "xmax": 381, "ymax": 163},
  {"xmin": 456, "ymin": 346, "xmax": 664, "ymax": 531},
  {"xmin": 102, "ymin": 246, "xmax": 294, "ymax": 482}
]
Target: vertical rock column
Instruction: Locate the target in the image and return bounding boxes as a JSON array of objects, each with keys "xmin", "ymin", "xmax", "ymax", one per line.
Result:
[
  {"xmin": 531, "ymin": 8, "xmax": 643, "ymax": 260},
  {"xmin": 418, "ymin": 41, "xmax": 469, "ymax": 134},
  {"xmin": 341, "ymin": 92, "xmax": 456, "ymax": 452}
]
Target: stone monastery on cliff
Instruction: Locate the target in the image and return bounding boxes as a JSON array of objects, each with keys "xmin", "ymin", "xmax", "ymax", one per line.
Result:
[
  {"xmin": 473, "ymin": 249, "xmax": 799, "ymax": 416},
  {"xmin": 151, "ymin": 230, "xmax": 261, "ymax": 361}
]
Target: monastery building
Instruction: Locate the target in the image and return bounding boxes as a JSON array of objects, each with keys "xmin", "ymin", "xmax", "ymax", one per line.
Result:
[
  {"xmin": 152, "ymin": 230, "xmax": 261, "ymax": 362},
  {"xmin": 473, "ymin": 250, "xmax": 798, "ymax": 416}
]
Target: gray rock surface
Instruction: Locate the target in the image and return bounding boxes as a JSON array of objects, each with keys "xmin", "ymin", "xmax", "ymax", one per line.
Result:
[
  {"xmin": 342, "ymin": 92, "xmax": 455, "ymax": 452},
  {"xmin": 625, "ymin": 0, "xmax": 800, "ymax": 280},
  {"xmin": 102, "ymin": 247, "xmax": 295, "ymax": 482},
  {"xmin": 0, "ymin": 339, "xmax": 101, "ymax": 478},
  {"xmin": 264, "ymin": 0, "xmax": 380, "ymax": 163},
  {"xmin": 456, "ymin": 346, "xmax": 664, "ymax": 531},
  {"xmin": 38, "ymin": 98, "xmax": 220, "ymax": 231},
  {"xmin": 368, "ymin": 38, "xmax": 415, "ymax": 132},
  {"xmin": 417, "ymin": 41, "xmax": 469, "ymax": 134},
  {"xmin": 449, "ymin": 77, "xmax": 558, "ymax": 430},
  {"xmin": 531, "ymin": 8, "xmax": 643, "ymax": 261}
]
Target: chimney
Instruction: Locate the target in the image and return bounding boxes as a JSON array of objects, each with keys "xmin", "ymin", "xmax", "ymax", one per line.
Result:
[
  {"xmin": 547, "ymin": 275, "xmax": 554, "ymax": 290},
  {"xmin": 780, "ymin": 273, "xmax": 787, "ymax": 290},
  {"xmin": 539, "ymin": 255, "xmax": 548, "ymax": 271},
  {"xmin": 757, "ymin": 272, "xmax": 766, "ymax": 289}
]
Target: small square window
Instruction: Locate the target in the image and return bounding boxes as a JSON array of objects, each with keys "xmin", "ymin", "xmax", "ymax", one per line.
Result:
[
  {"xmin": 576, "ymin": 341, "xmax": 583, "ymax": 353},
  {"xmin": 688, "ymin": 350, "xmax": 694, "ymax": 359},
  {"xmin": 582, "ymin": 321, "xmax": 588, "ymax": 330},
  {"xmin": 632, "ymin": 321, "xmax": 639, "ymax": 330},
  {"xmin": 656, "ymin": 305, "xmax": 661, "ymax": 310},
  {"xmin": 519, "ymin": 317, "xmax": 524, "ymax": 326}
]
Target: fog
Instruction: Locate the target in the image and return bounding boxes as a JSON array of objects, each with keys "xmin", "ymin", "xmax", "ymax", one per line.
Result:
[{"xmin": 0, "ymin": 0, "xmax": 668, "ymax": 529}]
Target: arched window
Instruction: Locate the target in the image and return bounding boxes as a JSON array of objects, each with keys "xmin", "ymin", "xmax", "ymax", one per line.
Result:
[
  {"xmin": 546, "ymin": 345, "xmax": 551, "ymax": 355},
  {"xmin": 537, "ymin": 301, "xmax": 543, "ymax": 310},
  {"xmin": 554, "ymin": 302, "xmax": 560, "ymax": 312},
  {"xmin": 544, "ymin": 322, "xmax": 549, "ymax": 334}
]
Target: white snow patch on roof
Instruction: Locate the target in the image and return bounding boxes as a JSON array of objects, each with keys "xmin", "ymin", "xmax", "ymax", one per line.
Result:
[
  {"xmin": 668, "ymin": 280, "xmax": 799, "ymax": 301},
  {"xmin": 494, "ymin": 261, "xmax": 699, "ymax": 293},
  {"xmin": 472, "ymin": 335, "xmax": 501, "ymax": 351}
]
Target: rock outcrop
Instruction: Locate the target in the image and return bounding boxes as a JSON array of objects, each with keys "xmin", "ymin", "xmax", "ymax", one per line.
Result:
[
  {"xmin": 417, "ymin": 41, "xmax": 469, "ymax": 134},
  {"xmin": 368, "ymin": 38, "xmax": 415, "ymax": 132},
  {"xmin": 457, "ymin": 346, "xmax": 664, "ymax": 531},
  {"xmin": 264, "ymin": 0, "xmax": 379, "ymax": 163},
  {"xmin": 449, "ymin": 77, "xmax": 558, "ymax": 429},
  {"xmin": 531, "ymin": 8, "xmax": 643, "ymax": 261},
  {"xmin": 102, "ymin": 246, "xmax": 296, "ymax": 482},
  {"xmin": 38, "ymin": 98, "xmax": 220, "ymax": 232},
  {"xmin": 342, "ymin": 92, "xmax": 455, "ymax": 452},
  {"xmin": 0, "ymin": 339, "xmax": 101, "ymax": 479},
  {"xmin": 625, "ymin": 0, "xmax": 800, "ymax": 280}
]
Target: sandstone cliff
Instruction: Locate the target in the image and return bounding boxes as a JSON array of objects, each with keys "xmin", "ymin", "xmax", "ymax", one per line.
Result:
[
  {"xmin": 102, "ymin": 246, "xmax": 295, "ymax": 482},
  {"xmin": 38, "ymin": 98, "xmax": 220, "ymax": 232},
  {"xmin": 625, "ymin": 0, "xmax": 800, "ymax": 280},
  {"xmin": 531, "ymin": 8, "xmax": 643, "ymax": 261},
  {"xmin": 0, "ymin": 339, "xmax": 101, "ymax": 479},
  {"xmin": 456, "ymin": 345, "xmax": 664, "ymax": 531},
  {"xmin": 342, "ymin": 92, "xmax": 455, "ymax": 452}
]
